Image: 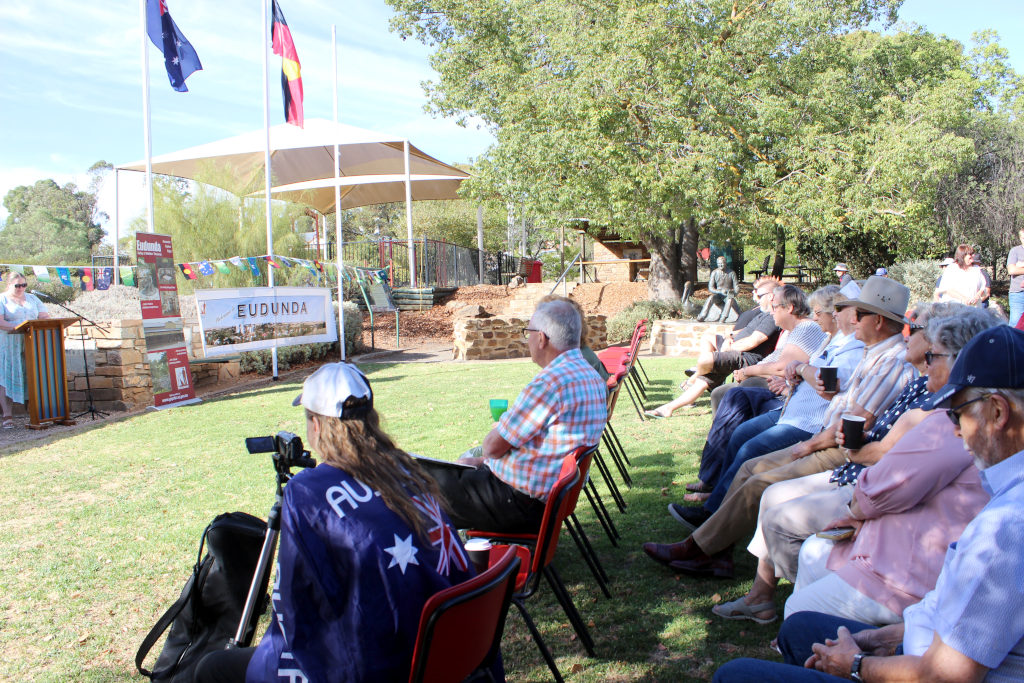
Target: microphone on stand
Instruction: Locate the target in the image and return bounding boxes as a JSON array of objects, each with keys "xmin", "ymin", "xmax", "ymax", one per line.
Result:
[{"xmin": 29, "ymin": 290, "xmax": 54, "ymax": 301}]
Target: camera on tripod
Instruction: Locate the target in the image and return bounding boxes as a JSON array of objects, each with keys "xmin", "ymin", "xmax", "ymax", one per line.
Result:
[{"xmin": 245, "ymin": 431, "xmax": 317, "ymax": 473}]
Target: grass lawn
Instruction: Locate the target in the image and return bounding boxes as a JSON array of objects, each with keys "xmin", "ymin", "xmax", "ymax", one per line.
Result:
[{"xmin": 0, "ymin": 356, "xmax": 790, "ymax": 682}]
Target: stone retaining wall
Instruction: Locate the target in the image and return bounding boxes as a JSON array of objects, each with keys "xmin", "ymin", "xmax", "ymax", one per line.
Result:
[
  {"xmin": 648, "ymin": 319, "xmax": 733, "ymax": 356},
  {"xmin": 453, "ymin": 315, "xmax": 607, "ymax": 361},
  {"xmin": 64, "ymin": 319, "xmax": 238, "ymax": 413}
]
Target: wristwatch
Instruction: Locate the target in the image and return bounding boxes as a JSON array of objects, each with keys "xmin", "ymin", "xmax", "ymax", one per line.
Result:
[{"xmin": 850, "ymin": 652, "xmax": 866, "ymax": 681}]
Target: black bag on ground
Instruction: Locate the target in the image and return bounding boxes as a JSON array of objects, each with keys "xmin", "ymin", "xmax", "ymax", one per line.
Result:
[{"xmin": 136, "ymin": 511, "xmax": 269, "ymax": 682}]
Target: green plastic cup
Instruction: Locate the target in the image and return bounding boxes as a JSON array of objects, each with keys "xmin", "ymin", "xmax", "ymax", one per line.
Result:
[{"xmin": 489, "ymin": 399, "xmax": 509, "ymax": 421}]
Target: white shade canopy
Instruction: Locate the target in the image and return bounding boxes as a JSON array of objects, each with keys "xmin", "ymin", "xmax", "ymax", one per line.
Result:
[
  {"xmin": 255, "ymin": 173, "xmax": 466, "ymax": 213},
  {"xmin": 116, "ymin": 118, "xmax": 468, "ymax": 191}
]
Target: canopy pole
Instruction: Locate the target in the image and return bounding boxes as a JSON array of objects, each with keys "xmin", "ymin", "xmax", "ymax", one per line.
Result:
[
  {"xmin": 113, "ymin": 170, "xmax": 120, "ymax": 283},
  {"xmin": 332, "ymin": 24, "xmax": 346, "ymax": 360},
  {"xmin": 404, "ymin": 140, "xmax": 415, "ymax": 288},
  {"xmin": 262, "ymin": 0, "xmax": 278, "ymax": 379},
  {"xmin": 140, "ymin": 0, "xmax": 155, "ymax": 234}
]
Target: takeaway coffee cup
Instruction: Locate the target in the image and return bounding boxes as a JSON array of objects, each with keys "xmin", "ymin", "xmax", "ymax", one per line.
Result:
[
  {"xmin": 464, "ymin": 538, "xmax": 493, "ymax": 574},
  {"xmin": 819, "ymin": 366, "xmax": 838, "ymax": 392},
  {"xmin": 841, "ymin": 414, "xmax": 867, "ymax": 450}
]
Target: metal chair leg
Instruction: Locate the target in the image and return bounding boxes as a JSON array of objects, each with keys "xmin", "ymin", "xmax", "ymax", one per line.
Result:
[
  {"xmin": 583, "ymin": 479, "xmax": 619, "ymax": 544},
  {"xmin": 592, "ymin": 447, "xmax": 626, "ymax": 512},
  {"xmin": 542, "ymin": 566, "xmax": 595, "ymax": 656},
  {"xmin": 565, "ymin": 516, "xmax": 611, "ymax": 598},
  {"xmin": 512, "ymin": 599, "xmax": 565, "ymax": 683}
]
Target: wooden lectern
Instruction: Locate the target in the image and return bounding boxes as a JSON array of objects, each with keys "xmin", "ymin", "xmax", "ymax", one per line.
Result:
[{"xmin": 14, "ymin": 318, "xmax": 79, "ymax": 429}]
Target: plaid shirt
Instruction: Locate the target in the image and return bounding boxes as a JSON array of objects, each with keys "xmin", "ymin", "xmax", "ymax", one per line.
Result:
[{"xmin": 488, "ymin": 349, "xmax": 607, "ymax": 500}]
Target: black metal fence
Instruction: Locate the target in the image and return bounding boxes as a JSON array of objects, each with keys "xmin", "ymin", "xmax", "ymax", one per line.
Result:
[{"xmin": 303, "ymin": 238, "xmax": 527, "ymax": 288}]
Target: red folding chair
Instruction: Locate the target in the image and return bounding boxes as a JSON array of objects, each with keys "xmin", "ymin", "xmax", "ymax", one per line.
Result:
[
  {"xmin": 469, "ymin": 453, "xmax": 596, "ymax": 682},
  {"xmin": 409, "ymin": 546, "xmax": 520, "ymax": 683}
]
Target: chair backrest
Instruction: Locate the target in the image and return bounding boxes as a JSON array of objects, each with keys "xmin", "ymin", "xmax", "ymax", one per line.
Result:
[
  {"xmin": 566, "ymin": 445, "xmax": 599, "ymax": 515},
  {"xmin": 528, "ymin": 456, "xmax": 582, "ymax": 576},
  {"xmin": 408, "ymin": 546, "xmax": 521, "ymax": 683}
]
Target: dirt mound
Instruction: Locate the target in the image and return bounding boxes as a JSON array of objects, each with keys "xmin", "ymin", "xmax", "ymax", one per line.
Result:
[{"xmin": 357, "ymin": 281, "xmax": 652, "ymax": 352}]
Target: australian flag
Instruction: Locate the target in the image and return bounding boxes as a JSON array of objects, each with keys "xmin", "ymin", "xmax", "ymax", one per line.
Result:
[{"xmin": 146, "ymin": 0, "xmax": 202, "ymax": 92}]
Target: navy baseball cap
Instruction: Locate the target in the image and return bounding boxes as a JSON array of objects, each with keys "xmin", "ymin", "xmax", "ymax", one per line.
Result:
[{"xmin": 925, "ymin": 325, "xmax": 1024, "ymax": 409}]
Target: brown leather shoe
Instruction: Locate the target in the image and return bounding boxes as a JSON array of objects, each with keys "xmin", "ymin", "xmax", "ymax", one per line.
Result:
[
  {"xmin": 642, "ymin": 537, "xmax": 699, "ymax": 565},
  {"xmin": 668, "ymin": 547, "xmax": 735, "ymax": 579}
]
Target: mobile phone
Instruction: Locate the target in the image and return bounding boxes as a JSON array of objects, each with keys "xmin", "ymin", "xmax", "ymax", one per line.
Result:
[{"xmin": 815, "ymin": 527, "xmax": 855, "ymax": 541}]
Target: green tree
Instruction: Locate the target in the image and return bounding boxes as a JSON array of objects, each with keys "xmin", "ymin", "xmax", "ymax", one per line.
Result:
[
  {"xmin": 388, "ymin": 0, "xmax": 978, "ymax": 296},
  {"xmin": 0, "ymin": 174, "xmax": 106, "ymax": 264}
]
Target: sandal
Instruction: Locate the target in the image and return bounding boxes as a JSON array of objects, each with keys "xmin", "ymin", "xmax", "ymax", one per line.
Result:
[
  {"xmin": 2, "ymin": 418, "xmax": 14, "ymax": 430},
  {"xmin": 644, "ymin": 409, "xmax": 669, "ymax": 419},
  {"xmin": 683, "ymin": 491, "xmax": 711, "ymax": 503},
  {"xmin": 711, "ymin": 597, "xmax": 777, "ymax": 624}
]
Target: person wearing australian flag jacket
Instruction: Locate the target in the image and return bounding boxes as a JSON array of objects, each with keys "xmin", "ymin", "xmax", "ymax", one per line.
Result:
[{"xmin": 195, "ymin": 362, "xmax": 489, "ymax": 683}]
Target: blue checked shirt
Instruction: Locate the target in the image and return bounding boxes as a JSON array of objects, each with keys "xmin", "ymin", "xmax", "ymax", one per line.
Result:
[
  {"xmin": 488, "ymin": 348, "xmax": 608, "ymax": 500},
  {"xmin": 902, "ymin": 450, "xmax": 1024, "ymax": 679}
]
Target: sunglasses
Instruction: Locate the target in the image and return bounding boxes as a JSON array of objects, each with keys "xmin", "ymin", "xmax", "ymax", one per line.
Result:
[
  {"xmin": 13, "ymin": 283, "xmax": 27, "ymax": 289},
  {"xmin": 946, "ymin": 394, "xmax": 989, "ymax": 428},
  {"xmin": 908, "ymin": 323, "xmax": 925, "ymax": 332},
  {"xmin": 854, "ymin": 309, "xmax": 877, "ymax": 321},
  {"xmin": 924, "ymin": 350, "xmax": 951, "ymax": 365}
]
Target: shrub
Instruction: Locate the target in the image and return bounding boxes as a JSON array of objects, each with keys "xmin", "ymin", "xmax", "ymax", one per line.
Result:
[
  {"xmin": 30, "ymin": 278, "xmax": 78, "ymax": 305},
  {"xmin": 239, "ymin": 342, "xmax": 337, "ymax": 374},
  {"xmin": 46, "ymin": 284, "xmax": 142, "ymax": 321},
  {"xmin": 337, "ymin": 301, "xmax": 362, "ymax": 356},
  {"xmin": 607, "ymin": 299, "xmax": 685, "ymax": 343},
  {"xmin": 888, "ymin": 260, "xmax": 940, "ymax": 306}
]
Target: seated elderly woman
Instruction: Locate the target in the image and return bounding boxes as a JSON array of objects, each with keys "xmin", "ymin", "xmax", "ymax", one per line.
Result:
[
  {"xmin": 710, "ymin": 306, "xmax": 999, "ymax": 626},
  {"xmin": 195, "ymin": 363, "xmax": 481, "ymax": 683}
]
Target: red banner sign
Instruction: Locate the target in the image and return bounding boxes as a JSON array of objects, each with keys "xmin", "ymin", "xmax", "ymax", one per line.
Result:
[{"xmin": 136, "ymin": 233, "xmax": 198, "ymax": 409}]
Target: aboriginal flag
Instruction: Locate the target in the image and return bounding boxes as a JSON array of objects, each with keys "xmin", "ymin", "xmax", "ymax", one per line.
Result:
[
  {"xmin": 271, "ymin": 0, "xmax": 303, "ymax": 127},
  {"xmin": 145, "ymin": 0, "xmax": 202, "ymax": 92}
]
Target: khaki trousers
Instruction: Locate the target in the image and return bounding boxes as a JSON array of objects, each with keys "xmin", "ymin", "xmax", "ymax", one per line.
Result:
[{"xmin": 691, "ymin": 445, "xmax": 847, "ymax": 555}]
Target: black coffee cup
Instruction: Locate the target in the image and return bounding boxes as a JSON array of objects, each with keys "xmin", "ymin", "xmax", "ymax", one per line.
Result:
[
  {"xmin": 842, "ymin": 414, "xmax": 866, "ymax": 450},
  {"xmin": 819, "ymin": 366, "xmax": 838, "ymax": 392},
  {"xmin": 464, "ymin": 538, "xmax": 492, "ymax": 573}
]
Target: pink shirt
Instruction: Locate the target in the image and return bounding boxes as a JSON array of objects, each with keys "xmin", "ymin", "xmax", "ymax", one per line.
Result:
[{"xmin": 827, "ymin": 411, "xmax": 989, "ymax": 616}]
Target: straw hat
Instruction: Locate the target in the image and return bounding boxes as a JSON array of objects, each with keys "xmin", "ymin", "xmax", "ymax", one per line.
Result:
[{"xmin": 835, "ymin": 275, "xmax": 910, "ymax": 324}]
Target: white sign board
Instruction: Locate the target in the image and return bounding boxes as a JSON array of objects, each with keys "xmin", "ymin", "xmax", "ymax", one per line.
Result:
[{"xmin": 196, "ymin": 287, "xmax": 338, "ymax": 357}]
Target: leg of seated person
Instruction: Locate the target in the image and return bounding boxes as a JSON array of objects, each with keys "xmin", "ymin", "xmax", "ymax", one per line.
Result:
[
  {"xmin": 699, "ymin": 333, "xmax": 724, "ymax": 355},
  {"xmin": 747, "ymin": 473, "xmax": 831, "ymax": 564},
  {"xmin": 713, "ymin": 658, "xmax": 838, "ymax": 683},
  {"xmin": 417, "ymin": 460, "xmax": 546, "ymax": 533},
  {"xmin": 703, "ymin": 422, "xmax": 812, "ymax": 514},
  {"xmin": 776, "ymin": 611, "xmax": 877, "ymax": 667},
  {"xmin": 699, "ymin": 388, "xmax": 780, "ymax": 486},
  {"xmin": 763, "ymin": 480, "xmax": 852, "ymax": 582},
  {"xmin": 691, "ymin": 446, "xmax": 846, "ymax": 556},
  {"xmin": 194, "ymin": 647, "xmax": 256, "ymax": 683},
  {"xmin": 651, "ymin": 377, "xmax": 711, "ymax": 415},
  {"xmin": 785, "ymin": 539, "xmax": 901, "ymax": 625}
]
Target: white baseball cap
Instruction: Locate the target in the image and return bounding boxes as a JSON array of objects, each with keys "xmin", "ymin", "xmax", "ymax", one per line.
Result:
[{"xmin": 292, "ymin": 362, "xmax": 373, "ymax": 418}]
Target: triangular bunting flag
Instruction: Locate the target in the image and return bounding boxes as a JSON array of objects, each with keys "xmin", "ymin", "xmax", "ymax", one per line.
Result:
[
  {"xmin": 96, "ymin": 267, "xmax": 113, "ymax": 290},
  {"xmin": 214, "ymin": 261, "xmax": 231, "ymax": 274},
  {"xmin": 304, "ymin": 263, "xmax": 319, "ymax": 277},
  {"xmin": 119, "ymin": 267, "xmax": 135, "ymax": 287},
  {"xmin": 57, "ymin": 267, "xmax": 73, "ymax": 286},
  {"xmin": 179, "ymin": 263, "xmax": 197, "ymax": 280},
  {"xmin": 279, "ymin": 256, "xmax": 295, "ymax": 267},
  {"xmin": 265, "ymin": 256, "xmax": 280, "ymax": 269},
  {"xmin": 80, "ymin": 267, "xmax": 94, "ymax": 291},
  {"xmin": 198, "ymin": 260, "xmax": 216, "ymax": 276},
  {"xmin": 313, "ymin": 259, "xmax": 324, "ymax": 273},
  {"xmin": 229, "ymin": 256, "xmax": 246, "ymax": 269},
  {"xmin": 246, "ymin": 257, "xmax": 261, "ymax": 277},
  {"xmin": 32, "ymin": 265, "xmax": 51, "ymax": 282}
]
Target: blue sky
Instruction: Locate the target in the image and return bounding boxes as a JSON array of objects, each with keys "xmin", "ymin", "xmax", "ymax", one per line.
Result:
[{"xmin": 0, "ymin": 1, "xmax": 1021, "ymax": 235}]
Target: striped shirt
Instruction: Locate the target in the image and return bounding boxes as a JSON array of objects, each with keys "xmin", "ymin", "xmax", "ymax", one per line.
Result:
[
  {"xmin": 778, "ymin": 331, "xmax": 865, "ymax": 434},
  {"xmin": 821, "ymin": 333, "xmax": 917, "ymax": 429},
  {"xmin": 759, "ymin": 319, "xmax": 828, "ymax": 366},
  {"xmin": 489, "ymin": 349, "xmax": 607, "ymax": 501}
]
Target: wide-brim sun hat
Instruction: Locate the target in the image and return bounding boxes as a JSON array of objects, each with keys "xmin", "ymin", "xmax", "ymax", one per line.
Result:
[
  {"xmin": 834, "ymin": 275, "xmax": 911, "ymax": 324},
  {"xmin": 293, "ymin": 362, "xmax": 373, "ymax": 418}
]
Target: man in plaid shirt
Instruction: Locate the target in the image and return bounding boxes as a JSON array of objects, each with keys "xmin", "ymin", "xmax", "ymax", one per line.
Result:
[{"xmin": 419, "ymin": 299, "xmax": 608, "ymax": 533}]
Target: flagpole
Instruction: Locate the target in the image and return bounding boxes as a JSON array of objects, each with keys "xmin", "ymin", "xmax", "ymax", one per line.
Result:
[
  {"xmin": 262, "ymin": 0, "xmax": 279, "ymax": 379},
  {"xmin": 140, "ymin": 0, "xmax": 155, "ymax": 234},
  {"xmin": 404, "ymin": 140, "xmax": 415, "ymax": 287},
  {"xmin": 332, "ymin": 24, "xmax": 346, "ymax": 361}
]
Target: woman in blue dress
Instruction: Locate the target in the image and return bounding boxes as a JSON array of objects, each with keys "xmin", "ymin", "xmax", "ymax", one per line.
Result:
[{"xmin": 0, "ymin": 272, "xmax": 49, "ymax": 429}]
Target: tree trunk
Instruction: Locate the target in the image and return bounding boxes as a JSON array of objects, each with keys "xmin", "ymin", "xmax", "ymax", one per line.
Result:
[{"xmin": 644, "ymin": 218, "xmax": 699, "ymax": 300}]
